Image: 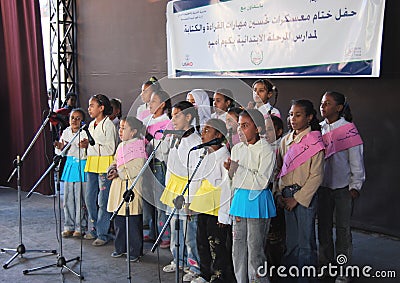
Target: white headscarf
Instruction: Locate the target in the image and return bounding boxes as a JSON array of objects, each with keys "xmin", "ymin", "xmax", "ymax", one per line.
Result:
[{"xmin": 189, "ymin": 89, "xmax": 212, "ymax": 129}]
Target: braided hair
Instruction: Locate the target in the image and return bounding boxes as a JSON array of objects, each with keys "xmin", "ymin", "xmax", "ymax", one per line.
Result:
[{"xmin": 90, "ymin": 94, "xmax": 113, "ymax": 116}]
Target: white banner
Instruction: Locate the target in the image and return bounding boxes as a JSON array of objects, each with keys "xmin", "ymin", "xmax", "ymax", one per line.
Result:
[{"xmin": 167, "ymin": 0, "xmax": 385, "ymax": 78}]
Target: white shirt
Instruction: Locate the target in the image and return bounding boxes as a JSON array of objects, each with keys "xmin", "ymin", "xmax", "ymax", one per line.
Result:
[
  {"xmin": 56, "ymin": 126, "xmax": 88, "ymax": 159},
  {"xmin": 86, "ymin": 117, "xmax": 118, "ymax": 157},
  {"xmin": 200, "ymin": 145, "xmax": 232, "ymax": 224},
  {"xmin": 211, "ymin": 111, "xmax": 227, "ymax": 122},
  {"xmin": 231, "ymin": 139, "xmax": 275, "ymax": 190},
  {"xmin": 166, "ymin": 132, "xmax": 202, "ymax": 202},
  {"xmin": 320, "ymin": 117, "xmax": 365, "ymax": 191},
  {"xmin": 256, "ymin": 102, "xmax": 281, "ymax": 118}
]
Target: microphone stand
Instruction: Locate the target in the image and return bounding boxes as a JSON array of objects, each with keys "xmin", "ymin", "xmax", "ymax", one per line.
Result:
[
  {"xmin": 124, "ymin": 179, "xmax": 134, "ymax": 283},
  {"xmin": 151, "ymin": 148, "xmax": 207, "ymax": 283},
  {"xmin": 1, "ymin": 156, "xmax": 57, "ymax": 269},
  {"xmin": 22, "ymin": 125, "xmax": 86, "ymax": 280},
  {"xmin": 110, "ymin": 133, "xmax": 167, "ymax": 283},
  {"xmin": 2, "ymin": 94, "xmax": 59, "ymax": 268}
]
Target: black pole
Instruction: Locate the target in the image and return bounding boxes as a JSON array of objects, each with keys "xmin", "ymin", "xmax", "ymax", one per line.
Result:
[
  {"xmin": 1, "ymin": 156, "xmax": 57, "ymax": 269},
  {"xmin": 21, "ymin": 126, "xmax": 88, "ymax": 279},
  {"xmin": 125, "ymin": 179, "xmax": 132, "ymax": 283},
  {"xmin": 151, "ymin": 148, "xmax": 207, "ymax": 283}
]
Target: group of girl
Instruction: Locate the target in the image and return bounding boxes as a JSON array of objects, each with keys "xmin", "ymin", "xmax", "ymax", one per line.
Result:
[{"xmin": 55, "ymin": 77, "xmax": 365, "ymax": 283}]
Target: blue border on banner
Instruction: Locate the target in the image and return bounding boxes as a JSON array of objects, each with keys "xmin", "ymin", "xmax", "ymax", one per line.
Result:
[
  {"xmin": 175, "ymin": 60, "xmax": 373, "ymax": 77},
  {"xmin": 173, "ymin": 0, "xmax": 232, "ymax": 13}
]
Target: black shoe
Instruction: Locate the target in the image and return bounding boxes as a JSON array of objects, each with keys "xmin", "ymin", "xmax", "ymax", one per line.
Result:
[
  {"xmin": 126, "ymin": 256, "xmax": 140, "ymax": 262},
  {"xmin": 111, "ymin": 251, "xmax": 125, "ymax": 258}
]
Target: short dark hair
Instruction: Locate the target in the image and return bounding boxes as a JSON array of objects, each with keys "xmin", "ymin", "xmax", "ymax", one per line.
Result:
[
  {"xmin": 70, "ymin": 108, "xmax": 86, "ymax": 122},
  {"xmin": 110, "ymin": 98, "xmax": 122, "ymax": 119}
]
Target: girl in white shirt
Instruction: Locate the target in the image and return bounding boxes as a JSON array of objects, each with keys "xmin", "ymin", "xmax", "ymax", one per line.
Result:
[
  {"xmin": 54, "ymin": 108, "xmax": 88, "ymax": 238},
  {"xmin": 83, "ymin": 94, "xmax": 118, "ymax": 246},
  {"xmin": 224, "ymin": 109, "xmax": 276, "ymax": 283},
  {"xmin": 143, "ymin": 89, "xmax": 172, "ymax": 248},
  {"xmin": 160, "ymin": 101, "xmax": 202, "ymax": 281},
  {"xmin": 252, "ymin": 79, "xmax": 281, "ymax": 118},
  {"xmin": 211, "ymin": 88, "xmax": 235, "ymax": 122},
  {"xmin": 136, "ymin": 76, "xmax": 159, "ymax": 121},
  {"xmin": 190, "ymin": 118, "xmax": 234, "ymax": 282},
  {"xmin": 318, "ymin": 91, "xmax": 365, "ymax": 282}
]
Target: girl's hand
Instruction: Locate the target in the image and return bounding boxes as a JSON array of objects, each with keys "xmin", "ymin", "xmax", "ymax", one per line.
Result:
[
  {"xmin": 217, "ymin": 222, "xmax": 228, "ymax": 228},
  {"xmin": 350, "ymin": 189, "xmax": 360, "ymax": 199},
  {"xmin": 107, "ymin": 169, "xmax": 118, "ymax": 180},
  {"xmin": 276, "ymin": 195, "xmax": 285, "ymax": 208},
  {"xmin": 53, "ymin": 140, "xmax": 64, "ymax": 150},
  {"xmin": 223, "ymin": 158, "xmax": 231, "ymax": 171},
  {"xmin": 224, "ymin": 158, "xmax": 239, "ymax": 178},
  {"xmin": 228, "ymin": 159, "xmax": 239, "ymax": 179},
  {"xmin": 283, "ymin": 197, "xmax": 298, "ymax": 211},
  {"xmin": 184, "ymin": 204, "xmax": 193, "ymax": 220},
  {"xmin": 79, "ymin": 138, "xmax": 89, "ymax": 148}
]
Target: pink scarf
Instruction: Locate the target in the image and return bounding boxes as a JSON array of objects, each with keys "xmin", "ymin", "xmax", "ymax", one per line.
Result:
[
  {"xmin": 322, "ymin": 122, "xmax": 363, "ymax": 159},
  {"xmin": 138, "ymin": 109, "xmax": 151, "ymax": 121},
  {"xmin": 116, "ymin": 139, "xmax": 147, "ymax": 168},
  {"xmin": 279, "ymin": 131, "xmax": 325, "ymax": 178},
  {"xmin": 146, "ymin": 119, "xmax": 173, "ymax": 140}
]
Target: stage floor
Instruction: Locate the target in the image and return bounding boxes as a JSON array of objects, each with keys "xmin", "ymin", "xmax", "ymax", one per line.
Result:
[
  {"xmin": 0, "ymin": 187, "xmax": 175, "ymax": 282},
  {"xmin": 0, "ymin": 187, "xmax": 399, "ymax": 282}
]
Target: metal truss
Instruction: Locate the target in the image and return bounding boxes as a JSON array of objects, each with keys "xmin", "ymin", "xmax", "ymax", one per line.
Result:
[{"xmin": 49, "ymin": 0, "xmax": 77, "ymax": 108}]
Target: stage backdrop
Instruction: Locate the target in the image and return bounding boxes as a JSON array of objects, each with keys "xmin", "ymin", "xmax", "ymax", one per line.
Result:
[
  {"xmin": 167, "ymin": 0, "xmax": 385, "ymax": 78},
  {"xmin": 76, "ymin": 0, "xmax": 399, "ymax": 237}
]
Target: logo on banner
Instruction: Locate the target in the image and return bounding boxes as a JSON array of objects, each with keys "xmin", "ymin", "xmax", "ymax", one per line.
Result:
[
  {"xmin": 250, "ymin": 49, "xmax": 263, "ymax": 65},
  {"xmin": 344, "ymin": 43, "xmax": 362, "ymax": 59},
  {"xmin": 182, "ymin": 54, "xmax": 194, "ymax": 67}
]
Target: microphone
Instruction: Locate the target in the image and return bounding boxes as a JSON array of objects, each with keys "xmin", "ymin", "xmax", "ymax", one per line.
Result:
[
  {"xmin": 82, "ymin": 123, "xmax": 95, "ymax": 146},
  {"xmin": 190, "ymin": 138, "xmax": 223, "ymax": 151},
  {"xmin": 156, "ymin": 129, "xmax": 186, "ymax": 136}
]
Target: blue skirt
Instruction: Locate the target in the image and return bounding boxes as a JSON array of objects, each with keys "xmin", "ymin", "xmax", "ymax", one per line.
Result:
[
  {"xmin": 230, "ymin": 188, "xmax": 276, "ymax": 219},
  {"xmin": 61, "ymin": 156, "xmax": 87, "ymax": 182}
]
